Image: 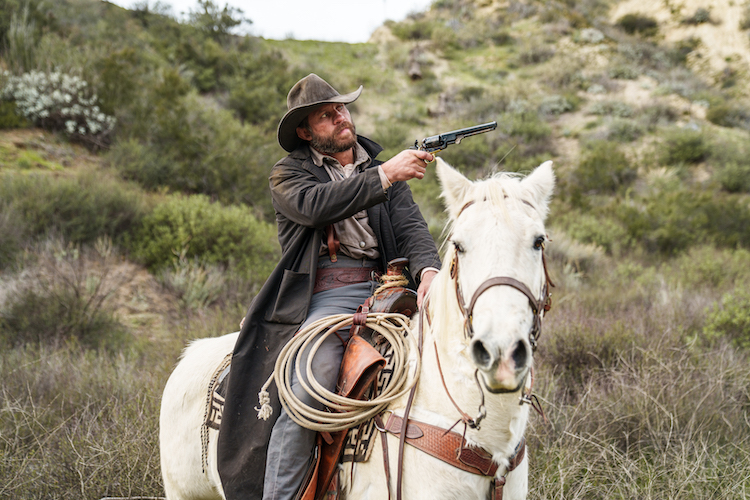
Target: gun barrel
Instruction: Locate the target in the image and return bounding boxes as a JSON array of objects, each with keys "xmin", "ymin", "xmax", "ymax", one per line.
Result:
[
  {"xmin": 415, "ymin": 121, "xmax": 497, "ymax": 152},
  {"xmin": 452, "ymin": 121, "xmax": 497, "ymax": 139}
]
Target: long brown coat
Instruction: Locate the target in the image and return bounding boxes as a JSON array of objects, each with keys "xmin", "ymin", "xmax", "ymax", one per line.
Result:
[{"xmin": 217, "ymin": 136, "xmax": 441, "ymax": 499}]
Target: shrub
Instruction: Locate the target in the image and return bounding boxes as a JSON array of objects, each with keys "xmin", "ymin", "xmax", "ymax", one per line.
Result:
[
  {"xmin": 703, "ymin": 289, "xmax": 750, "ymax": 348},
  {"xmin": 682, "ymin": 7, "xmax": 713, "ymax": 25},
  {"xmin": 616, "ymin": 13, "xmax": 659, "ymax": 36},
  {"xmin": 608, "ymin": 65, "xmax": 640, "ymax": 80},
  {"xmin": 538, "ymin": 95, "xmax": 575, "ymax": 116},
  {"xmin": 0, "ymin": 100, "xmax": 29, "ymax": 129},
  {"xmin": 706, "ymin": 102, "xmax": 750, "ymax": 129},
  {"xmin": 606, "ymin": 119, "xmax": 644, "ymax": 142},
  {"xmin": 129, "ymin": 193, "xmax": 279, "ymax": 281},
  {"xmin": 574, "ymin": 140, "xmax": 637, "ymax": 194},
  {"xmin": 0, "ymin": 239, "xmax": 131, "ymax": 351},
  {"xmin": 517, "ymin": 41, "xmax": 555, "ymax": 65},
  {"xmin": 1, "ymin": 71, "xmax": 116, "ymax": 149},
  {"xmin": 715, "ymin": 162, "xmax": 750, "ymax": 193},
  {"xmin": 589, "ymin": 100, "xmax": 634, "ymax": 118},
  {"xmin": 554, "ymin": 210, "xmax": 631, "ymax": 254},
  {"xmin": 3, "ymin": 71, "xmax": 115, "ymax": 148},
  {"xmin": 616, "ymin": 189, "xmax": 750, "ymax": 254},
  {"xmin": 0, "ymin": 170, "xmax": 147, "ymax": 246},
  {"xmin": 109, "ymin": 92, "xmax": 278, "ymax": 217},
  {"xmin": 659, "ymin": 127, "xmax": 710, "ymax": 165},
  {"xmin": 388, "ymin": 18, "xmax": 438, "ymax": 41},
  {"xmin": 157, "ymin": 248, "xmax": 229, "ymax": 311},
  {"xmin": 670, "ymin": 246, "xmax": 750, "ymax": 290}
]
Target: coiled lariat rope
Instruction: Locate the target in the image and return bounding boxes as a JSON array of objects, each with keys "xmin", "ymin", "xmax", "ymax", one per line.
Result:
[{"xmin": 255, "ymin": 312, "xmax": 420, "ymax": 433}]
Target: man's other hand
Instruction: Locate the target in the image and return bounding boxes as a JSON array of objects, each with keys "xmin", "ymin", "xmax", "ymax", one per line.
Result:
[{"xmin": 417, "ymin": 269, "xmax": 437, "ymax": 309}]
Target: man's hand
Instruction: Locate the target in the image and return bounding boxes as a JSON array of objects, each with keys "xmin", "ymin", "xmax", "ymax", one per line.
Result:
[
  {"xmin": 417, "ymin": 269, "xmax": 437, "ymax": 309},
  {"xmin": 381, "ymin": 150, "xmax": 435, "ymax": 183}
]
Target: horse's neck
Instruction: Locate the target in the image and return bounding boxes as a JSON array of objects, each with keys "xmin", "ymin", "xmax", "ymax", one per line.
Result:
[{"xmin": 397, "ymin": 310, "xmax": 529, "ymax": 456}]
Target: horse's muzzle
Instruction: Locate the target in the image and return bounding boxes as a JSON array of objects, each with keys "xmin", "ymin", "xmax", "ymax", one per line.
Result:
[{"xmin": 471, "ymin": 337, "xmax": 531, "ymax": 393}]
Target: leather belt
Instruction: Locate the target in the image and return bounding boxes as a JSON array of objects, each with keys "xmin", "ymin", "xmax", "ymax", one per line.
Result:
[{"xmin": 313, "ymin": 267, "xmax": 378, "ymax": 294}]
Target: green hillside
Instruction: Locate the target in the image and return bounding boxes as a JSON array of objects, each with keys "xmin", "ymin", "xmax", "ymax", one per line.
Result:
[{"xmin": 1, "ymin": 0, "xmax": 749, "ymax": 497}]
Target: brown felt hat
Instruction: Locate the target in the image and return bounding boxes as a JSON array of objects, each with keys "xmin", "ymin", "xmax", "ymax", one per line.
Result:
[{"xmin": 277, "ymin": 73, "xmax": 362, "ymax": 152}]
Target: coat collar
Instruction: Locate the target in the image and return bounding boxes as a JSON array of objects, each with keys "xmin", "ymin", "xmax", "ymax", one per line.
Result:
[{"xmin": 288, "ymin": 135, "xmax": 384, "ymax": 183}]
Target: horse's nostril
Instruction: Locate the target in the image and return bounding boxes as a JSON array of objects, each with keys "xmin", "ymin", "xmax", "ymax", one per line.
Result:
[
  {"xmin": 471, "ymin": 339, "xmax": 492, "ymax": 369},
  {"xmin": 511, "ymin": 341, "xmax": 528, "ymax": 369}
]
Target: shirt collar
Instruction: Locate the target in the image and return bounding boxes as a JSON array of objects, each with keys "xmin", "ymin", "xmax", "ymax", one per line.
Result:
[{"xmin": 309, "ymin": 142, "xmax": 371, "ymax": 170}]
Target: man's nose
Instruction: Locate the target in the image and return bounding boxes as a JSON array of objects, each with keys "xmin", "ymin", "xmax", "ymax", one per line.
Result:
[{"xmin": 332, "ymin": 108, "xmax": 346, "ymax": 123}]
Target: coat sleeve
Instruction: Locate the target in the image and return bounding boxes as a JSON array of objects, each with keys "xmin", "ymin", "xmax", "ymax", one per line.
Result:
[
  {"xmin": 270, "ymin": 159, "xmax": 388, "ymax": 229},
  {"xmin": 387, "ymin": 180, "xmax": 442, "ymax": 281}
]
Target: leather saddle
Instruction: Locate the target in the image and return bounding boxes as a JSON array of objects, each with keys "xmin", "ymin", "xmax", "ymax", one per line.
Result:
[{"xmin": 298, "ymin": 258, "xmax": 417, "ymax": 500}]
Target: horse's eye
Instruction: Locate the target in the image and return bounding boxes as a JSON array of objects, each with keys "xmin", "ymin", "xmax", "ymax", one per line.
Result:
[
  {"xmin": 453, "ymin": 240, "xmax": 465, "ymax": 254},
  {"xmin": 533, "ymin": 236, "xmax": 545, "ymax": 250}
]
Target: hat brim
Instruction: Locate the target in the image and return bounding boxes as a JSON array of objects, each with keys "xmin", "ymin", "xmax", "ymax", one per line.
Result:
[{"xmin": 277, "ymin": 86, "xmax": 362, "ymax": 152}]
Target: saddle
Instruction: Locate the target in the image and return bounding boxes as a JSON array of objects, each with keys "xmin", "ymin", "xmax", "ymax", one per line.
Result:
[
  {"xmin": 298, "ymin": 258, "xmax": 417, "ymax": 500},
  {"xmin": 203, "ymin": 259, "xmax": 417, "ymax": 500}
]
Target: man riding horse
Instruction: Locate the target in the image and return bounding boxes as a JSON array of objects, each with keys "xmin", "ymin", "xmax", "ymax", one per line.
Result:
[{"xmin": 217, "ymin": 73, "xmax": 441, "ymax": 500}]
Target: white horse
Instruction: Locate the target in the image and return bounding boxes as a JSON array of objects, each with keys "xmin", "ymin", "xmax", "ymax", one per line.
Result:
[{"xmin": 160, "ymin": 158, "xmax": 555, "ymax": 500}]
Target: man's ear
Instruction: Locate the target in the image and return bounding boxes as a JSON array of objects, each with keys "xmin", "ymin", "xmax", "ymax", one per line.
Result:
[{"xmin": 296, "ymin": 126, "xmax": 312, "ymax": 141}]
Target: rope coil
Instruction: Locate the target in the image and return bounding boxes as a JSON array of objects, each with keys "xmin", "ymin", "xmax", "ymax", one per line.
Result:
[{"xmin": 256, "ymin": 312, "xmax": 420, "ymax": 433}]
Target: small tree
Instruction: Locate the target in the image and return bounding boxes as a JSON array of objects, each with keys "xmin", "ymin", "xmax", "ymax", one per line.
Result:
[{"xmin": 189, "ymin": 0, "xmax": 249, "ymax": 43}]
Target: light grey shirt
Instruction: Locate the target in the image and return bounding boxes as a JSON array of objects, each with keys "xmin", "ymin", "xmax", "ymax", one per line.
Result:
[{"xmin": 310, "ymin": 143, "xmax": 391, "ymax": 260}]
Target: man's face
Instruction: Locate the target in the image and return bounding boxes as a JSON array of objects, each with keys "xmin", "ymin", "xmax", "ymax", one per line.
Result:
[{"xmin": 296, "ymin": 103, "xmax": 357, "ymax": 154}]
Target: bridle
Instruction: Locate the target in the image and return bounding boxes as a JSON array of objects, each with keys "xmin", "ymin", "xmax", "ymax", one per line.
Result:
[{"xmin": 450, "ymin": 201, "xmax": 554, "ymax": 351}]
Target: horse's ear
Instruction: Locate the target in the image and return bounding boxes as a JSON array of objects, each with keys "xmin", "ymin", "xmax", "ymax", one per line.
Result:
[
  {"xmin": 521, "ymin": 160, "xmax": 555, "ymax": 219},
  {"xmin": 436, "ymin": 157, "xmax": 472, "ymax": 220}
]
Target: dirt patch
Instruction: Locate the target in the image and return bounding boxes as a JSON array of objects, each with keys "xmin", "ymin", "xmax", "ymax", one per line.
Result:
[{"xmin": 611, "ymin": 0, "xmax": 750, "ymax": 95}]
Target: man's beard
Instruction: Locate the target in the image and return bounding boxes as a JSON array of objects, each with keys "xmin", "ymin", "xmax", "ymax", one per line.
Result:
[{"xmin": 309, "ymin": 122, "xmax": 357, "ymax": 154}]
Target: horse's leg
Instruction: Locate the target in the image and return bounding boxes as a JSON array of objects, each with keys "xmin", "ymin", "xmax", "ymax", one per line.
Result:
[{"xmin": 502, "ymin": 453, "xmax": 529, "ymax": 500}]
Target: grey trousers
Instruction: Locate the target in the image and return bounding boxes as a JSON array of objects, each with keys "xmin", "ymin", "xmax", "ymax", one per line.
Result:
[{"xmin": 263, "ymin": 262, "xmax": 377, "ymax": 500}]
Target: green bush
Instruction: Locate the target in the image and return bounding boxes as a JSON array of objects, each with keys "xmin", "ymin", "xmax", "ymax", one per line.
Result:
[
  {"xmin": 669, "ymin": 246, "xmax": 750, "ymax": 290},
  {"xmin": 555, "ymin": 210, "xmax": 631, "ymax": 254},
  {"xmin": 616, "ymin": 189, "xmax": 750, "ymax": 254},
  {"xmin": 682, "ymin": 7, "xmax": 713, "ymax": 25},
  {"xmin": 0, "ymin": 170, "xmax": 147, "ymax": 247},
  {"xmin": 0, "ymin": 99, "xmax": 29, "ymax": 129},
  {"xmin": 706, "ymin": 102, "xmax": 750, "ymax": 129},
  {"xmin": 606, "ymin": 119, "xmax": 644, "ymax": 142},
  {"xmin": 715, "ymin": 162, "xmax": 750, "ymax": 193},
  {"xmin": 110, "ymin": 92, "xmax": 278, "ymax": 217},
  {"xmin": 388, "ymin": 18, "xmax": 438, "ymax": 41},
  {"xmin": 129, "ymin": 193, "xmax": 279, "ymax": 281},
  {"xmin": 703, "ymin": 289, "xmax": 750, "ymax": 348},
  {"xmin": 574, "ymin": 141, "xmax": 637, "ymax": 194},
  {"xmin": 589, "ymin": 100, "xmax": 634, "ymax": 118},
  {"xmin": 659, "ymin": 127, "xmax": 711, "ymax": 165},
  {"xmin": 616, "ymin": 13, "xmax": 659, "ymax": 36}
]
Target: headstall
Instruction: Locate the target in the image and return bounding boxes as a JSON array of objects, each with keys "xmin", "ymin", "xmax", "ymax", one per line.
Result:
[{"xmin": 449, "ymin": 201, "xmax": 554, "ymax": 351}]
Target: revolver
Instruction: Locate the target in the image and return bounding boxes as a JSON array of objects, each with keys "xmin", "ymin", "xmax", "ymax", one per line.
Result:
[{"xmin": 412, "ymin": 121, "xmax": 497, "ymax": 153}]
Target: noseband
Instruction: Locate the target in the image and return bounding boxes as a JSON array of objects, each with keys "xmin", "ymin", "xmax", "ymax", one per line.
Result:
[{"xmin": 450, "ymin": 202, "xmax": 554, "ymax": 351}]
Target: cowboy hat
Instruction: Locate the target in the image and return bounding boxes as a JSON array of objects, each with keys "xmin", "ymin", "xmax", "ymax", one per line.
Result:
[{"xmin": 277, "ymin": 73, "xmax": 362, "ymax": 152}]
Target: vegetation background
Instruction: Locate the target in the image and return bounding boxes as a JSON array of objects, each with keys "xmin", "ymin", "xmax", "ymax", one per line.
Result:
[{"xmin": 1, "ymin": 0, "xmax": 749, "ymax": 498}]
